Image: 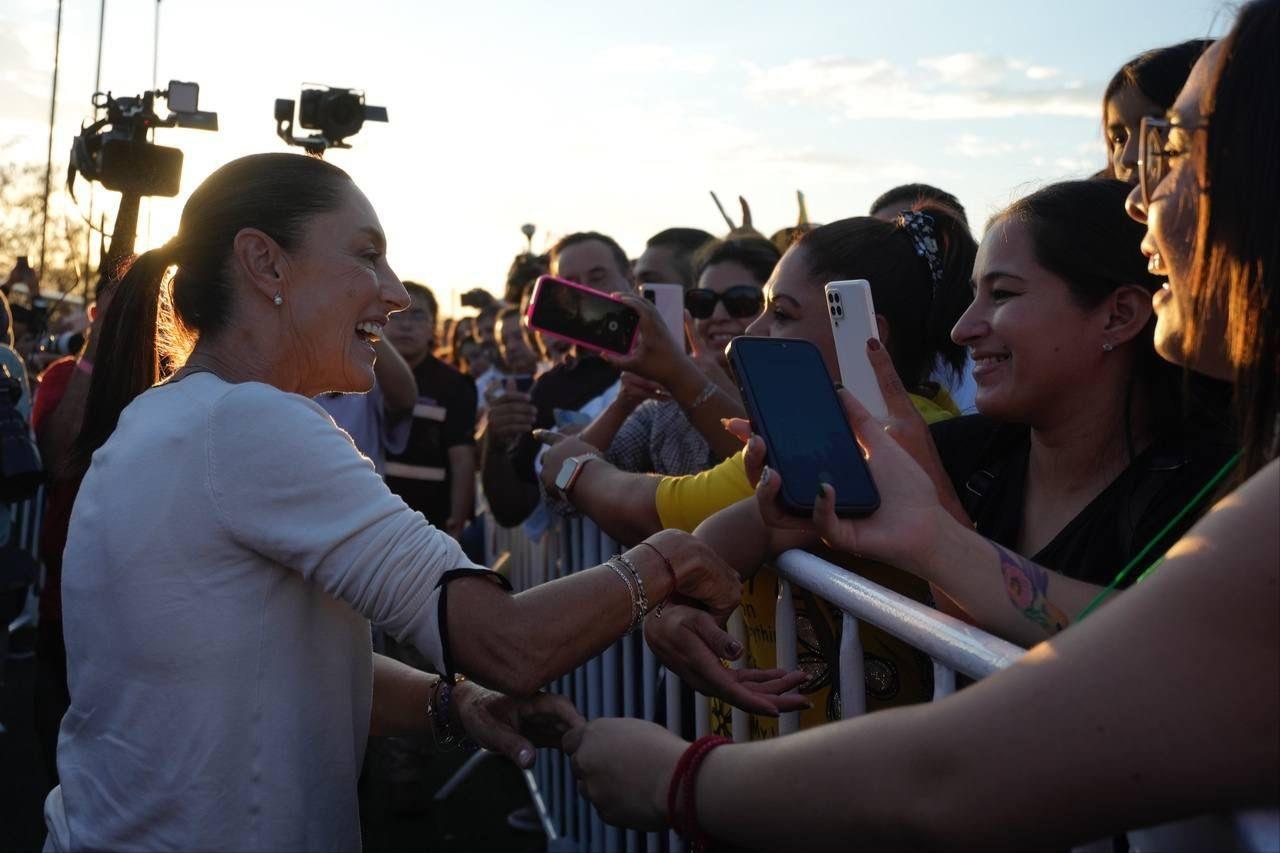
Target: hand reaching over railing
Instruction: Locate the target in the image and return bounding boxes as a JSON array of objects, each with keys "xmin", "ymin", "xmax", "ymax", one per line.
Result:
[{"xmin": 643, "ymin": 600, "xmax": 808, "ymax": 717}]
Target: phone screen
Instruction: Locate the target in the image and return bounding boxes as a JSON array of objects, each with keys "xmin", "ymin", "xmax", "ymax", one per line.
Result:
[
  {"xmin": 730, "ymin": 337, "xmax": 879, "ymax": 515},
  {"xmin": 528, "ymin": 275, "xmax": 639, "ymax": 355}
]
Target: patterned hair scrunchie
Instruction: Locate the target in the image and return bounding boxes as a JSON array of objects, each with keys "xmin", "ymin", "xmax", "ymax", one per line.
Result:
[{"xmin": 898, "ymin": 210, "xmax": 943, "ymax": 290}]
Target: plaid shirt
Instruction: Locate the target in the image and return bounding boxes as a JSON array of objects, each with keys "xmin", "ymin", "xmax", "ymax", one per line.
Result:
[{"xmin": 606, "ymin": 398, "xmax": 715, "ymax": 476}]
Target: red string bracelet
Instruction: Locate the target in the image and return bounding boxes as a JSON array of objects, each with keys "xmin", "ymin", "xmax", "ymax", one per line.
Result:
[
  {"xmin": 667, "ymin": 735, "xmax": 731, "ymax": 850},
  {"xmin": 636, "ymin": 540, "xmax": 677, "ymax": 617}
]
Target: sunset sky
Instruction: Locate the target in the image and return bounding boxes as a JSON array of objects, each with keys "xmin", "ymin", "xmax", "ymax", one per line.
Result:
[{"xmin": 2, "ymin": 0, "xmax": 1229, "ymax": 312}]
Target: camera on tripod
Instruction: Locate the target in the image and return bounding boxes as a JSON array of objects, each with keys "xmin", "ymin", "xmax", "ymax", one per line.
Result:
[
  {"xmin": 275, "ymin": 85, "xmax": 388, "ymax": 155},
  {"xmin": 67, "ymin": 81, "xmax": 218, "ymax": 199}
]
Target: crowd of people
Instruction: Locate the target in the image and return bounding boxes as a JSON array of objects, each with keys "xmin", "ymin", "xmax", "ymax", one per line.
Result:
[{"xmin": 1, "ymin": 0, "xmax": 1276, "ymax": 849}]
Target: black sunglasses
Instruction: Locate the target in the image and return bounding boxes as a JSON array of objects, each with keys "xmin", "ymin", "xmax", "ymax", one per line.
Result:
[{"xmin": 684, "ymin": 285, "xmax": 763, "ymax": 320}]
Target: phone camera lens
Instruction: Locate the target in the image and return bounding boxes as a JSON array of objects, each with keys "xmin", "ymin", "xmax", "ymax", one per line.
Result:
[{"xmin": 607, "ymin": 320, "xmax": 619, "ymax": 331}]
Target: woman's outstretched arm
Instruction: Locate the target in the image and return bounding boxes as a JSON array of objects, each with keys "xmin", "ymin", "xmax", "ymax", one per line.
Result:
[{"xmin": 567, "ymin": 459, "xmax": 1280, "ymax": 850}]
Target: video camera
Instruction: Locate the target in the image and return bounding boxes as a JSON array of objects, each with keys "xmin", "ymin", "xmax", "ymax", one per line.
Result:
[
  {"xmin": 275, "ymin": 85, "xmax": 388, "ymax": 155},
  {"xmin": 67, "ymin": 81, "xmax": 218, "ymax": 199}
]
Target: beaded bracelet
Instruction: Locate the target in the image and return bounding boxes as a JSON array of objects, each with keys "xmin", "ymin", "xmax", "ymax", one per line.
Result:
[
  {"xmin": 667, "ymin": 735, "xmax": 732, "ymax": 851},
  {"xmin": 635, "ymin": 541, "xmax": 677, "ymax": 617},
  {"xmin": 427, "ymin": 675, "xmax": 477, "ymax": 752},
  {"xmin": 614, "ymin": 552, "xmax": 649, "ymax": 619}
]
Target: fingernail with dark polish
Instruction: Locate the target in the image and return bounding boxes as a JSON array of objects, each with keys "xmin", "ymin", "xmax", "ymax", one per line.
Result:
[
  {"xmin": 727, "ymin": 641, "xmax": 742, "ymax": 656},
  {"xmin": 867, "ymin": 338, "xmax": 881, "ymax": 352}
]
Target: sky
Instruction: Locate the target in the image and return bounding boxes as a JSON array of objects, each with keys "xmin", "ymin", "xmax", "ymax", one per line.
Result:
[{"xmin": 1, "ymin": 0, "xmax": 1231, "ymax": 313}]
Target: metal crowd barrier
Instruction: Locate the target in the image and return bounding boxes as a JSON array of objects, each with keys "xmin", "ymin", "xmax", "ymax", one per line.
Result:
[
  {"xmin": 479, "ymin": 515, "xmax": 1279, "ymax": 853},
  {"xmin": 482, "ymin": 515, "xmax": 1028, "ymax": 853}
]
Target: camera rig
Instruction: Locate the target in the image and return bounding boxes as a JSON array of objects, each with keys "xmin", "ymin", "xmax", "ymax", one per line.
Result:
[
  {"xmin": 67, "ymin": 81, "xmax": 218, "ymax": 200},
  {"xmin": 275, "ymin": 85, "xmax": 388, "ymax": 155}
]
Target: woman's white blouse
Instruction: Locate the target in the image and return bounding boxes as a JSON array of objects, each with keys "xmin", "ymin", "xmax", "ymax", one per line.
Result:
[{"xmin": 44, "ymin": 374, "xmax": 485, "ymax": 852}]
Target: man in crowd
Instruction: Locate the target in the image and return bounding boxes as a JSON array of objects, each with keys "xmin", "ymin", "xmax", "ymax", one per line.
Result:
[
  {"xmin": 482, "ymin": 231, "xmax": 633, "ymax": 527},
  {"xmin": 383, "ymin": 281, "xmax": 478, "ymax": 541},
  {"xmin": 634, "ymin": 227, "xmax": 714, "ymax": 288}
]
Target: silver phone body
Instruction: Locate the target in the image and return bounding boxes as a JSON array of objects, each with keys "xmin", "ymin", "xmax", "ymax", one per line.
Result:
[{"xmin": 824, "ymin": 279, "xmax": 888, "ymax": 419}]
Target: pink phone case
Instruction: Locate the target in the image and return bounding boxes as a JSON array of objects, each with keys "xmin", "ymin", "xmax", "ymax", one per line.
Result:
[{"xmin": 525, "ymin": 275, "xmax": 639, "ymax": 356}]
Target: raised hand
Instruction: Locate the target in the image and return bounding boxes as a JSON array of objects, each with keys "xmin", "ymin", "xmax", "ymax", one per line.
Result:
[
  {"xmin": 644, "ymin": 601, "xmax": 808, "ymax": 716},
  {"xmin": 601, "ymin": 293, "xmax": 693, "ymax": 388},
  {"xmin": 486, "ymin": 379, "xmax": 538, "ymax": 446}
]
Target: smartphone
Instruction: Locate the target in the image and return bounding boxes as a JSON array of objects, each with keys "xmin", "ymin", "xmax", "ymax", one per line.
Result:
[
  {"xmin": 526, "ymin": 275, "xmax": 640, "ymax": 356},
  {"xmin": 641, "ymin": 283, "xmax": 686, "ymax": 346},
  {"xmin": 824, "ymin": 280, "xmax": 887, "ymax": 419},
  {"xmin": 727, "ymin": 336, "xmax": 879, "ymax": 517}
]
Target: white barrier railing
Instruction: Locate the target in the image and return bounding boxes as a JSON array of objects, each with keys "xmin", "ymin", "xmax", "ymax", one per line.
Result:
[
  {"xmin": 481, "ymin": 516, "xmax": 1279, "ymax": 853},
  {"xmin": 483, "ymin": 515, "xmax": 1028, "ymax": 853}
]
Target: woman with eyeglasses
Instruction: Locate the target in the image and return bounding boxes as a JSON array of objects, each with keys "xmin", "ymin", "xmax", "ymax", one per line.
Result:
[
  {"xmin": 567, "ymin": 1, "xmax": 1279, "ymax": 846},
  {"xmin": 572, "ymin": 237, "xmax": 778, "ymax": 476}
]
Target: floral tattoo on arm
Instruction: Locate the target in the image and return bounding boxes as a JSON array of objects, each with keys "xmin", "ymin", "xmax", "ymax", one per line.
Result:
[{"xmin": 994, "ymin": 543, "xmax": 1070, "ymax": 634}]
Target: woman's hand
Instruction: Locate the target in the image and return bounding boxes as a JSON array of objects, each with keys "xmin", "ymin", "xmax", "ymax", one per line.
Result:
[
  {"xmin": 603, "ymin": 294, "xmax": 695, "ymax": 388},
  {"xmin": 756, "ymin": 388, "xmax": 951, "ymax": 574},
  {"xmin": 643, "ymin": 601, "xmax": 809, "ymax": 715},
  {"xmin": 563, "ymin": 719, "xmax": 686, "ymax": 831},
  {"xmin": 535, "ymin": 430, "xmax": 599, "ymax": 495},
  {"xmin": 453, "ymin": 682, "xmax": 585, "ymax": 769},
  {"xmin": 617, "ymin": 371, "xmax": 667, "ymax": 410},
  {"xmin": 643, "ymin": 529, "xmax": 744, "ymax": 623}
]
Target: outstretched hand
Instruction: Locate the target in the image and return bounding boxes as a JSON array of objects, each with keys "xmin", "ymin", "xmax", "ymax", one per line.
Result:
[
  {"xmin": 564, "ymin": 718, "xmax": 686, "ymax": 831},
  {"xmin": 453, "ymin": 683, "xmax": 585, "ymax": 769},
  {"xmin": 644, "ymin": 601, "xmax": 808, "ymax": 716}
]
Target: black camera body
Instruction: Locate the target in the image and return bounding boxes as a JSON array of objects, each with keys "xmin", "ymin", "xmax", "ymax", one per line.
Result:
[
  {"xmin": 67, "ymin": 82, "xmax": 218, "ymax": 199},
  {"xmin": 275, "ymin": 86, "xmax": 388, "ymax": 155}
]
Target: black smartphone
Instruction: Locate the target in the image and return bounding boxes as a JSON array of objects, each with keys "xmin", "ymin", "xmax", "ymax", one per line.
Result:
[
  {"xmin": 727, "ymin": 336, "xmax": 879, "ymax": 517},
  {"xmin": 525, "ymin": 275, "xmax": 640, "ymax": 356}
]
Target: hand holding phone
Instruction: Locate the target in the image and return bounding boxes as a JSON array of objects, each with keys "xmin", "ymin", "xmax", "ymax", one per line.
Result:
[
  {"xmin": 727, "ymin": 336, "xmax": 879, "ymax": 517},
  {"xmin": 526, "ymin": 275, "xmax": 640, "ymax": 356}
]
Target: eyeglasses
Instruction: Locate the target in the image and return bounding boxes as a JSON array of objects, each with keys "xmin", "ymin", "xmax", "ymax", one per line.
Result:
[
  {"xmin": 1137, "ymin": 116, "xmax": 1208, "ymax": 210},
  {"xmin": 684, "ymin": 285, "xmax": 763, "ymax": 320}
]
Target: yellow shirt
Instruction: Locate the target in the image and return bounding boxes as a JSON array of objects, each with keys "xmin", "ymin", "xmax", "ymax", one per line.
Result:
[{"xmin": 654, "ymin": 390, "xmax": 959, "ymax": 739}]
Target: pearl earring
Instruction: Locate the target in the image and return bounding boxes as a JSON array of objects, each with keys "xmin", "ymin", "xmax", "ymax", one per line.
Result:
[
  {"xmin": 1102, "ymin": 342, "xmax": 1114, "ymax": 352},
  {"xmin": 273, "ymin": 293, "xmax": 283, "ymax": 306}
]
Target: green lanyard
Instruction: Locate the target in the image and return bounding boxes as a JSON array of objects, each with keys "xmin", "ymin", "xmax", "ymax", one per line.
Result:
[{"xmin": 1075, "ymin": 450, "xmax": 1242, "ymax": 622}]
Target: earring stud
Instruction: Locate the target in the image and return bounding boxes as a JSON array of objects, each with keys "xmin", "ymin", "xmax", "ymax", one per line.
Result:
[
  {"xmin": 1102, "ymin": 342, "xmax": 1114, "ymax": 352},
  {"xmin": 273, "ymin": 293, "xmax": 283, "ymax": 306}
]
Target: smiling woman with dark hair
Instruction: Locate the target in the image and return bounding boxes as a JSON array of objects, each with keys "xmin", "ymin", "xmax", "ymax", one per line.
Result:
[{"xmin": 44, "ymin": 152, "xmax": 743, "ymax": 851}]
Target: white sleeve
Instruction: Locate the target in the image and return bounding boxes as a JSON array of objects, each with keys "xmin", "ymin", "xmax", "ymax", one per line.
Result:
[{"xmin": 204, "ymin": 382, "xmax": 501, "ymax": 675}]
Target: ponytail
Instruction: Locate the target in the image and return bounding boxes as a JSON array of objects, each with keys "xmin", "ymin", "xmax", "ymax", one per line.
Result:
[
  {"xmin": 912, "ymin": 206, "xmax": 978, "ymax": 384},
  {"xmin": 73, "ymin": 247, "xmax": 174, "ymax": 471}
]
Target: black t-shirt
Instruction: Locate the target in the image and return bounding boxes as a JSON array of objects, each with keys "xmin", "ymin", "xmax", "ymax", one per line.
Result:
[
  {"xmin": 929, "ymin": 413, "xmax": 1238, "ymax": 587},
  {"xmin": 511, "ymin": 356, "xmax": 620, "ymax": 482},
  {"xmin": 385, "ymin": 356, "xmax": 477, "ymax": 527}
]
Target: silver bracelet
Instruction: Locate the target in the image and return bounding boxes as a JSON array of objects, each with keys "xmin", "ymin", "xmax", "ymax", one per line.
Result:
[
  {"xmin": 605, "ymin": 558, "xmax": 643, "ymax": 633},
  {"xmin": 688, "ymin": 380, "xmax": 719, "ymax": 411},
  {"xmin": 614, "ymin": 552, "xmax": 649, "ymax": 620}
]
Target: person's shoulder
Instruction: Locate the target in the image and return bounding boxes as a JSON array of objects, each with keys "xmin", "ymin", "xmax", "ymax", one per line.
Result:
[
  {"xmin": 38, "ymin": 356, "xmax": 76, "ymax": 385},
  {"xmin": 209, "ymin": 379, "xmax": 331, "ymax": 431},
  {"xmin": 929, "ymin": 414, "xmax": 1027, "ymax": 483}
]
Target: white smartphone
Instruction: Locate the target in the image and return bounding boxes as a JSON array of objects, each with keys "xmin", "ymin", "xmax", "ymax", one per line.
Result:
[
  {"xmin": 641, "ymin": 283, "xmax": 687, "ymax": 348},
  {"xmin": 824, "ymin": 280, "xmax": 888, "ymax": 419}
]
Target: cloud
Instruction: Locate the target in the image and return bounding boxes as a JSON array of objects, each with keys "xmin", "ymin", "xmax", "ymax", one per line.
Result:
[
  {"xmin": 946, "ymin": 133, "xmax": 1036, "ymax": 159},
  {"xmin": 744, "ymin": 52, "xmax": 1096, "ymax": 120},
  {"xmin": 594, "ymin": 44, "xmax": 718, "ymax": 76}
]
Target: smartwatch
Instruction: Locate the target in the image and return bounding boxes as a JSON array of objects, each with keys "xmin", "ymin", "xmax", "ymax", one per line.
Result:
[{"xmin": 554, "ymin": 453, "xmax": 600, "ymax": 496}]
